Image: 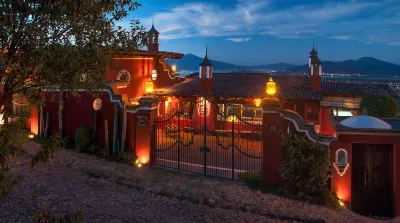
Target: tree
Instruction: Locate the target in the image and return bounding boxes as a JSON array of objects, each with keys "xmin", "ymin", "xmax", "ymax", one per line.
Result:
[
  {"xmin": 0, "ymin": 0, "xmax": 146, "ymax": 196},
  {"xmin": 360, "ymin": 95, "xmax": 398, "ymax": 118}
]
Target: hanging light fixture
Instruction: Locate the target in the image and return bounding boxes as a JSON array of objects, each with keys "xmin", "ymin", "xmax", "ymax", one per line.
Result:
[
  {"xmin": 266, "ymin": 77, "xmax": 276, "ymax": 96},
  {"xmin": 171, "ymin": 63, "xmax": 177, "ymax": 73},
  {"xmin": 151, "ymin": 69, "xmax": 157, "ymax": 81},
  {"xmin": 167, "ymin": 97, "xmax": 173, "ymax": 104},
  {"xmin": 254, "ymin": 99, "xmax": 262, "ymax": 107},
  {"xmin": 145, "ymin": 79, "xmax": 154, "ymax": 93}
]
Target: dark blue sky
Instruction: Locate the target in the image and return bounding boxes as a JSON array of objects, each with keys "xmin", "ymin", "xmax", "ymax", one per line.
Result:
[{"xmin": 120, "ymin": 0, "xmax": 400, "ymax": 66}]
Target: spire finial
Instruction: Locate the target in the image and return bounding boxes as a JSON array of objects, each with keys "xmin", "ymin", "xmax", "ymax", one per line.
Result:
[
  {"xmin": 206, "ymin": 44, "xmax": 208, "ymax": 57},
  {"xmin": 152, "ymin": 17, "xmax": 154, "ymax": 26},
  {"xmin": 313, "ymin": 40, "xmax": 315, "ymax": 49}
]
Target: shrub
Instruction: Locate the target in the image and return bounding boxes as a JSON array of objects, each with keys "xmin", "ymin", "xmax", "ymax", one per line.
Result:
[
  {"xmin": 63, "ymin": 136, "xmax": 75, "ymax": 150},
  {"xmin": 360, "ymin": 95, "xmax": 398, "ymax": 118},
  {"xmin": 281, "ymin": 133, "xmax": 331, "ymax": 204},
  {"xmin": 74, "ymin": 125, "xmax": 92, "ymax": 152}
]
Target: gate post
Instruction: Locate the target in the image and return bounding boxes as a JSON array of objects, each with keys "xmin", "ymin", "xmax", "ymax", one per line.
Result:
[
  {"xmin": 135, "ymin": 96, "xmax": 160, "ymax": 165},
  {"xmin": 262, "ymin": 98, "xmax": 284, "ymax": 186}
]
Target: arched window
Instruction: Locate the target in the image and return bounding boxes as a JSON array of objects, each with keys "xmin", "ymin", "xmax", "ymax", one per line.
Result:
[{"xmin": 117, "ymin": 70, "xmax": 131, "ymax": 82}]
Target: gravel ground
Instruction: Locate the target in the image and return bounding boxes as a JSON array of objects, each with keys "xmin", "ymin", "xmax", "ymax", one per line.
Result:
[{"xmin": 0, "ymin": 141, "xmax": 399, "ymax": 223}]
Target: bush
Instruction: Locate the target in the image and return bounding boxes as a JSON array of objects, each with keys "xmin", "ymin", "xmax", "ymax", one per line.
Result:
[
  {"xmin": 360, "ymin": 95, "xmax": 398, "ymax": 118},
  {"xmin": 63, "ymin": 136, "xmax": 75, "ymax": 150},
  {"xmin": 74, "ymin": 125, "xmax": 92, "ymax": 152},
  {"xmin": 281, "ymin": 133, "xmax": 331, "ymax": 204}
]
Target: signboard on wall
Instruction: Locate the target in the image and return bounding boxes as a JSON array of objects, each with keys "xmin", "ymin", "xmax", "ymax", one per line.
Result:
[{"xmin": 136, "ymin": 114, "xmax": 150, "ymax": 127}]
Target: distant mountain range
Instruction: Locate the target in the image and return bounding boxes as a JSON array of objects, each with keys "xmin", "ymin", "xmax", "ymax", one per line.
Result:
[{"xmin": 167, "ymin": 54, "xmax": 400, "ymax": 76}]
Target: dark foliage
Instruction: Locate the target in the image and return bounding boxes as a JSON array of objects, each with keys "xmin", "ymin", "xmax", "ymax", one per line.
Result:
[
  {"xmin": 360, "ymin": 94, "xmax": 398, "ymax": 118},
  {"xmin": 63, "ymin": 136, "xmax": 75, "ymax": 150},
  {"xmin": 281, "ymin": 133, "xmax": 335, "ymax": 205},
  {"xmin": 74, "ymin": 125, "xmax": 92, "ymax": 152}
]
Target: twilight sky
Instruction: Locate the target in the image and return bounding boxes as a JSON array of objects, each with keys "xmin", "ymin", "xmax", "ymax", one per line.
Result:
[{"xmin": 119, "ymin": 0, "xmax": 400, "ymax": 66}]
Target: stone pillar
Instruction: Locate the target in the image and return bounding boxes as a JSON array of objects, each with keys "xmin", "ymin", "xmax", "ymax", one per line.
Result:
[
  {"xmin": 262, "ymin": 97, "xmax": 285, "ymax": 186},
  {"xmin": 135, "ymin": 96, "xmax": 160, "ymax": 165}
]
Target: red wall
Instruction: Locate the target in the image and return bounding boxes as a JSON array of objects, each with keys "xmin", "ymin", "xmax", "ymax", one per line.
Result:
[
  {"xmin": 332, "ymin": 134, "xmax": 400, "ymax": 216},
  {"xmin": 330, "ymin": 141, "xmax": 352, "ymax": 202},
  {"xmin": 394, "ymin": 145, "xmax": 400, "ymax": 216},
  {"xmin": 319, "ymin": 107, "xmax": 335, "ymax": 135},
  {"xmin": 105, "ymin": 57, "xmax": 178, "ymax": 99},
  {"xmin": 304, "ymin": 100, "xmax": 320, "ymax": 124},
  {"xmin": 106, "ymin": 58, "xmax": 153, "ymax": 99},
  {"xmin": 44, "ymin": 91, "xmax": 123, "ymax": 153}
]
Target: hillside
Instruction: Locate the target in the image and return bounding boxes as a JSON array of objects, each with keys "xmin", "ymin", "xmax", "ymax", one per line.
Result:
[
  {"xmin": 167, "ymin": 54, "xmax": 400, "ymax": 76},
  {"xmin": 166, "ymin": 54, "xmax": 297, "ymax": 71},
  {"xmin": 288, "ymin": 57, "xmax": 400, "ymax": 76}
]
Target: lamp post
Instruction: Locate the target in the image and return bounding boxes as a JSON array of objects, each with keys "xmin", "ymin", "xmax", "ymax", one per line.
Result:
[
  {"xmin": 261, "ymin": 75, "xmax": 283, "ymax": 187},
  {"xmin": 263, "ymin": 76, "xmax": 279, "ymax": 109}
]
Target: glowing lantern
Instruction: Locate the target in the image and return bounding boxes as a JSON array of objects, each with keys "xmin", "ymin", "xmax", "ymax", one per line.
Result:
[
  {"xmin": 254, "ymin": 99, "xmax": 262, "ymax": 107},
  {"xmin": 131, "ymin": 101, "xmax": 139, "ymax": 106},
  {"xmin": 171, "ymin": 63, "xmax": 177, "ymax": 73},
  {"xmin": 167, "ymin": 97, "xmax": 172, "ymax": 104},
  {"xmin": 145, "ymin": 79, "xmax": 154, "ymax": 93},
  {"xmin": 151, "ymin": 69, "xmax": 157, "ymax": 81},
  {"xmin": 93, "ymin": 98, "xmax": 102, "ymax": 111},
  {"xmin": 266, "ymin": 77, "xmax": 276, "ymax": 96}
]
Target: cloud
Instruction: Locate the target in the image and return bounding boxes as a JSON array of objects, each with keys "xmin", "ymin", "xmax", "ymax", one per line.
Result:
[
  {"xmin": 331, "ymin": 36, "xmax": 352, "ymax": 40},
  {"xmin": 226, "ymin": 37, "xmax": 250, "ymax": 42},
  {"xmin": 130, "ymin": 0, "xmax": 400, "ymax": 45},
  {"xmin": 388, "ymin": 41, "xmax": 400, "ymax": 46}
]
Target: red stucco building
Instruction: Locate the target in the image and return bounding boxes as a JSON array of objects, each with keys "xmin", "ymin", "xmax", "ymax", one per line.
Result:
[{"xmin": 19, "ymin": 24, "xmax": 400, "ymax": 218}]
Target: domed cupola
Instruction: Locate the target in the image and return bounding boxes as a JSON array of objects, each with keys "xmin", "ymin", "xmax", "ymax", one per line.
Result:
[{"xmin": 340, "ymin": 116, "xmax": 392, "ymax": 129}]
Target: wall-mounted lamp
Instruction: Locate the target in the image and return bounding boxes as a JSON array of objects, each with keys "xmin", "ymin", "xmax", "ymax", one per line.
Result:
[
  {"xmin": 151, "ymin": 69, "xmax": 157, "ymax": 81},
  {"xmin": 171, "ymin": 63, "xmax": 177, "ymax": 73},
  {"xmin": 254, "ymin": 99, "xmax": 262, "ymax": 107},
  {"xmin": 145, "ymin": 79, "xmax": 154, "ymax": 93}
]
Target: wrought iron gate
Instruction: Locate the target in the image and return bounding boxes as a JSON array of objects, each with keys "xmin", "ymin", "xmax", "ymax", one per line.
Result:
[{"xmin": 151, "ymin": 97, "xmax": 263, "ymax": 181}]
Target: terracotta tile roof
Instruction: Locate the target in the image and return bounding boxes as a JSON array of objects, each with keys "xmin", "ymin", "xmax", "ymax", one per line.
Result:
[
  {"xmin": 152, "ymin": 73, "xmax": 397, "ymax": 100},
  {"xmin": 153, "ymin": 73, "xmax": 322, "ymax": 100},
  {"xmin": 322, "ymin": 82, "xmax": 398, "ymax": 97}
]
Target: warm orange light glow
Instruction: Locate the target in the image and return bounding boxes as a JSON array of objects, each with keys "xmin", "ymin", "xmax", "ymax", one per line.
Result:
[
  {"xmin": 167, "ymin": 97, "xmax": 172, "ymax": 104},
  {"xmin": 28, "ymin": 134, "xmax": 35, "ymax": 139},
  {"xmin": 171, "ymin": 63, "xmax": 177, "ymax": 73},
  {"xmin": 114, "ymin": 57, "xmax": 153, "ymax": 60},
  {"xmin": 254, "ymin": 99, "xmax": 262, "ymax": 107},
  {"xmin": 266, "ymin": 77, "xmax": 276, "ymax": 95},
  {"xmin": 145, "ymin": 79, "xmax": 154, "ymax": 93},
  {"xmin": 131, "ymin": 101, "xmax": 140, "ymax": 106},
  {"xmin": 137, "ymin": 163, "xmax": 142, "ymax": 168},
  {"xmin": 339, "ymin": 200, "xmax": 345, "ymax": 207},
  {"xmin": 1, "ymin": 48, "xmax": 8, "ymax": 53}
]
